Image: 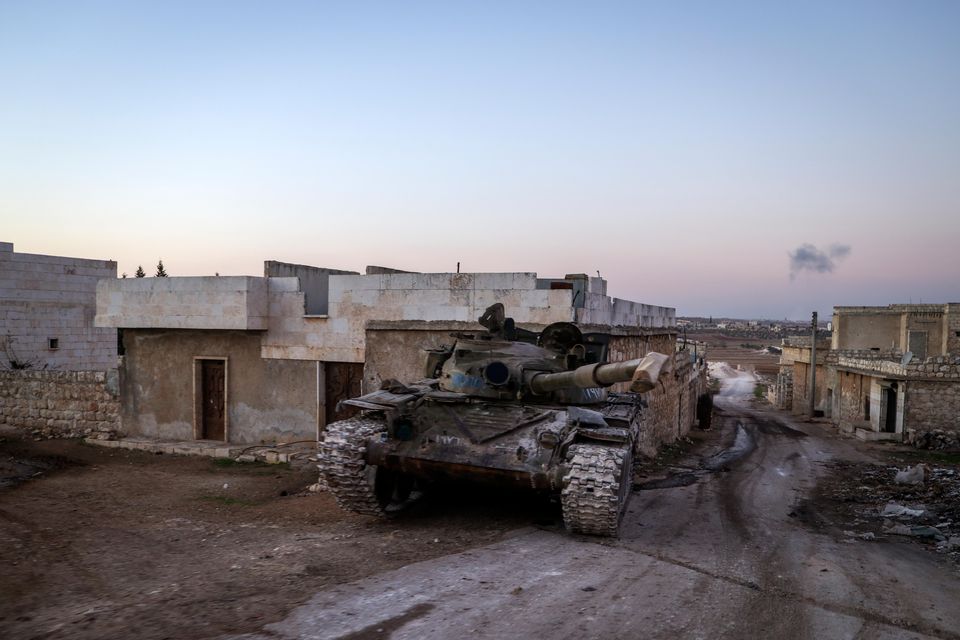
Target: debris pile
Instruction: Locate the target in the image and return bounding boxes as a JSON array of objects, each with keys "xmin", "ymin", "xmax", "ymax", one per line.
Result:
[
  {"xmin": 820, "ymin": 460, "xmax": 960, "ymax": 559},
  {"xmin": 910, "ymin": 430, "xmax": 960, "ymax": 451}
]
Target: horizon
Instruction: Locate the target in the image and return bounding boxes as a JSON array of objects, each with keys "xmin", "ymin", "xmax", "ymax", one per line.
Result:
[{"xmin": 2, "ymin": 1, "xmax": 958, "ymax": 319}]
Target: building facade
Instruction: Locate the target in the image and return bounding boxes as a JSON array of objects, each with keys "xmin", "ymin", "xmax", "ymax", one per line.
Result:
[
  {"xmin": 769, "ymin": 304, "xmax": 960, "ymax": 446},
  {"xmin": 95, "ymin": 262, "xmax": 704, "ymax": 453}
]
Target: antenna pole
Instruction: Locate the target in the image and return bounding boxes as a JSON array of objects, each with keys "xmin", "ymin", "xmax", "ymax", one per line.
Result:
[{"xmin": 808, "ymin": 311, "xmax": 817, "ymax": 419}]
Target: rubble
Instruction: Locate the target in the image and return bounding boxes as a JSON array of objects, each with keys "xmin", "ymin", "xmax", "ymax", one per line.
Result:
[
  {"xmin": 818, "ymin": 458, "xmax": 960, "ymax": 561},
  {"xmin": 880, "ymin": 502, "xmax": 925, "ymax": 518},
  {"xmin": 894, "ymin": 464, "xmax": 929, "ymax": 485},
  {"xmin": 911, "ymin": 429, "xmax": 960, "ymax": 451}
]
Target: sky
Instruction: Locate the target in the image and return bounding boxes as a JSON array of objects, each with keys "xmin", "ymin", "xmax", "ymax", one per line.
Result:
[{"xmin": 1, "ymin": 1, "xmax": 958, "ymax": 320}]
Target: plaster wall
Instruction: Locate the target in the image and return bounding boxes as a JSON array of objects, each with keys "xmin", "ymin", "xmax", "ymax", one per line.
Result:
[
  {"xmin": 120, "ymin": 329, "xmax": 317, "ymax": 444},
  {"xmin": 792, "ymin": 362, "xmax": 830, "ymax": 416},
  {"xmin": 262, "ymin": 272, "xmax": 675, "ymax": 363},
  {"xmin": 95, "ymin": 277, "xmax": 270, "ymax": 331},
  {"xmin": 0, "ymin": 242, "xmax": 117, "ymax": 371},
  {"xmin": 264, "ymin": 261, "xmax": 358, "ymax": 316},
  {"xmin": 832, "ymin": 312, "xmax": 901, "ymax": 351}
]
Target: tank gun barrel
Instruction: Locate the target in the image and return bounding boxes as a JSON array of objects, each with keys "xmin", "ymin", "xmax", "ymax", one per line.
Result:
[{"xmin": 528, "ymin": 352, "xmax": 671, "ymax": 395}]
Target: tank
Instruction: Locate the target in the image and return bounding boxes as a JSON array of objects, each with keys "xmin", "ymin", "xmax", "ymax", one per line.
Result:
[{"xmin": 318, "ymin": 303, "xmax": 670, "ymax": 536}]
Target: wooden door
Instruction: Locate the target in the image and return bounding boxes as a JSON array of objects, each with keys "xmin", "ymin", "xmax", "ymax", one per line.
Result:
[
  {"xmin": 201, "ymin": 360, "xmax": 226, "ymax": 440},
  {"xmin": 325, "ymin": 362, "xmax": 363, "ymax": 425}
]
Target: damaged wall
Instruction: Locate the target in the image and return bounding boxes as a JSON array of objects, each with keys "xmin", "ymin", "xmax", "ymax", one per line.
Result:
[
  {"xmin": 0, "ymin": 370, "xmax": 119, "ymax": 439},
  {"xmin": 120, "ymin": 329, "xmax": 317, "ymax": 444},
  {"xmin": 836, "ymin": 370, "xmax": 871, "ymax": 434}
]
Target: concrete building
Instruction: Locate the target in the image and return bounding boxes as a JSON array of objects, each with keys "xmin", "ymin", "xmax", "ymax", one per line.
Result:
[
  {"xmin": 94, "ymin": 262, "xmax": 703, "ymax": 453},
  {"xmin": 769, "ymin": 303, "xmax": 960, "ymax": 446},
  {"xmin": 1, "ymin": 241, "xmax": 118, "ymax": 371}
]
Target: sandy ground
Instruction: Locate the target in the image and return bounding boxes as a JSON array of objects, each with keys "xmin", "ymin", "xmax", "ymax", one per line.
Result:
[{"xmin": 0, "ymin": 432, "xmax": 552, "ymax": 640}]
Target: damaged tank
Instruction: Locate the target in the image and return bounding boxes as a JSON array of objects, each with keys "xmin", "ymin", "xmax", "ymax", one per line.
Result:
[{"xmin": 318, "ymin": 303, "xmax": 670, "ymax": 536}]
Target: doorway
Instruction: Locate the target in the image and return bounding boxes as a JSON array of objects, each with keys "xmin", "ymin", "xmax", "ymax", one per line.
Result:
[
  {"xmin": 324, "ymin": 361, "xmax": 363, "ymax": 425},
  {"xmin": 195, "ymin": 358, "xmax": 227, "ymax": 441},
  {"xmin": 882, "ymin": 384, "xmax": 897, "ymax": 433}
]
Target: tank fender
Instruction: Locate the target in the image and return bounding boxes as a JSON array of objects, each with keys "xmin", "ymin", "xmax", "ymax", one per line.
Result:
[
  {"xmin": 565, "ymin": 406, "xmax": 608, "ymax": 429},
  {"xmin": 574, "ymin": 426, "xmax": 630, "ymax": 444},
  {"xmin": 563, "ymin": 405, "xmax": 630, "ymax": 444}
]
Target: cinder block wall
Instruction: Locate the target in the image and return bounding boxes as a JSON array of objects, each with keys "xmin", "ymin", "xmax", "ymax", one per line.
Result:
[
  {"xmin": 0, "ymin": 242, "xmax": 117, "ymax": 371},
  {"xmin": 0, "ymin": 370, "xmax": 119, "ymax": 439}
]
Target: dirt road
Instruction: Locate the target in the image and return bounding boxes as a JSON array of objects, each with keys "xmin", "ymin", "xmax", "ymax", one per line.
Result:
[
  {"xmin": 0, "ymin": 435, "xmax": 540, "ymax": 640},
  {"xmin": 237, "ymin": 366, "xmax": 960, "ymax": 640}
]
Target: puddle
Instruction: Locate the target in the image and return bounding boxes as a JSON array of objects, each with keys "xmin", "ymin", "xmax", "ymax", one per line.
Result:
[
  {"xmin": 702, "ymin": 423, "xmax": 757, "ymax": 471},
  {"xmin": 637, "ymin": 424, "xmax": 758, "ymax": 491}
]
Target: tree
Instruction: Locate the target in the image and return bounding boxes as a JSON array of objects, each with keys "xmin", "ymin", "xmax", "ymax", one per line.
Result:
[
  {"xmin": 135, "ymin": 265, "xmax": 146, "ymax": 278},
  {"xmin": 155, "ymin": 260, "xmax": 168, "ymax": 277},
  {"xmin": 121, "ymin": 272, "xmax": 128, "ymax": 279}
]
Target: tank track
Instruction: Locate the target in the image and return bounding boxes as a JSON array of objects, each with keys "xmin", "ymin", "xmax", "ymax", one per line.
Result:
[
  {"xmin": 318, "ymin": 415, "xmax": 388, "ymax": 517},
  {"xmin": 561, "ymin": 443, "xmax": 631, "ymax": 536}
]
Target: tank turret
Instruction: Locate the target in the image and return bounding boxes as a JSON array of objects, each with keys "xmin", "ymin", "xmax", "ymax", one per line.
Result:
[{"xmin": 427, "ymin": 303, "xmax": 669, "ymax": 402}]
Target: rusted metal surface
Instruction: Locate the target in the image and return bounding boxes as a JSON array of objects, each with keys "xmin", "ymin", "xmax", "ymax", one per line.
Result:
[{"xmin": 318, "ymin": 303, "xmax": 671, "ymax": 536}]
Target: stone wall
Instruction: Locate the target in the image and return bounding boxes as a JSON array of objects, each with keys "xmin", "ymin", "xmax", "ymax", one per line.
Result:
[
  {"xmin": 1, "ymin": 241, "xmax": 117, "ymax": 371},
  {"xmin": 837, "ymin": 370, "xmax": 870, "ymax": 433},
  {"xmin": 947, "ymin": 304, "xmax": 960, "ymax": 355},
  {"xmin": 903, "ymin": 380, "xmax": 960, "ymax": 446},
  {"xmin": 767, "ymin": 367, "xmax": 793, "ymax": 410},
  {"xmin": 836, "ymin": 355, "xmax": 960, "ymax": 380},
  {"xmin": 635, "ymin": 351, "xmax": 708, "ymax": 458},
  {"xmin": 0, "ymin": 370, "xmax": 119, "ymax": 439}
]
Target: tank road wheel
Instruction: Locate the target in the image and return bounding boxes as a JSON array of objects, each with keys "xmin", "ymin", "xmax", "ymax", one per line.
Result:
[
  {"xmin": 319, "ymin": 416, "xmax": 417, "ymax": 517},
  {"xmin": 561, "ymin": 443, "xmax": 633, "ymax": 537}
]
